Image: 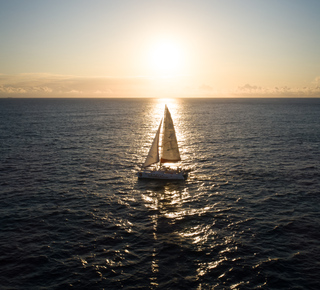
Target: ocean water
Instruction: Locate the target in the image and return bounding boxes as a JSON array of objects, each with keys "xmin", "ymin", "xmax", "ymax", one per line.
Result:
[{"xmin": 0, "ymin": 98, "xmax": 319, "ymax": 289}]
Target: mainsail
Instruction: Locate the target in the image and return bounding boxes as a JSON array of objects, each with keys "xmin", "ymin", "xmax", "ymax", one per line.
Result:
[
  {"xmin": 142, "ymin": 120, "xmax": 162, "ymax": 168},
  {"xmin": 160, "ymin": 105, "xmax": 181, "ymax": 163}
]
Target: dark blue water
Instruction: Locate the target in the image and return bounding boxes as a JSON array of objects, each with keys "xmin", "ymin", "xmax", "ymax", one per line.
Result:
[{"xmin": 1, "ymin": 98, "xmax": 319, "ymax": 289}]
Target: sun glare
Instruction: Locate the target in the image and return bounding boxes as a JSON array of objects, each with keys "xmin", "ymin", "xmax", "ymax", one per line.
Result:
[{"xmin": 149, "ymin": 39, "xmax": 185, "ymax": 76}]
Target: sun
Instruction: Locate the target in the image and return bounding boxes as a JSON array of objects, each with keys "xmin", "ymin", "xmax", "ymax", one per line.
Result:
[{"xmin": 149, "ymin": 39, "xmax": 185, "ymax": 76}]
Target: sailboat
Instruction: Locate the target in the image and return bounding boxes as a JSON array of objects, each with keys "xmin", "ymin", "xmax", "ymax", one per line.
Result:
[{"xmin": 137, "ymin": 105, "xmax": 188, "ymax": 180}]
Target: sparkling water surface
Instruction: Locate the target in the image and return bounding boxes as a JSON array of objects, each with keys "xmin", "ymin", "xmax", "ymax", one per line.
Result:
[{"xmin": 0, "ymin": 98, "xmax": 319, "ymax": 289}]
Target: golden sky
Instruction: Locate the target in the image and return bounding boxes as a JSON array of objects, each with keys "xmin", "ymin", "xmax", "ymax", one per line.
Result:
[{"xmin": 1, "ymin": 0, "xmax": 320, "ymax": 97}]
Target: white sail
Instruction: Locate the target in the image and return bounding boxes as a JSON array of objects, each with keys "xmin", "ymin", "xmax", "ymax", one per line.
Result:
[
  {"xmin": 142, "ymin": 120, "xmax": 162, "ymax": 168},
  {"xmin": 160, "ymin": 105, "xmax": 181, "ymax": 163}
]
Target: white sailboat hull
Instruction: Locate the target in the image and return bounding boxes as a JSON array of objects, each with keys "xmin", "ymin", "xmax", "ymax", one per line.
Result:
[{"xmin": 137, "ymin": 169, "xmax": 187, "ymax": 180}]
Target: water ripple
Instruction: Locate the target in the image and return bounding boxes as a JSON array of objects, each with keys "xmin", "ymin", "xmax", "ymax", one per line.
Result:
[{"xmin": 1, "ymin": 98, "xmax": 320, "ymax": 289}]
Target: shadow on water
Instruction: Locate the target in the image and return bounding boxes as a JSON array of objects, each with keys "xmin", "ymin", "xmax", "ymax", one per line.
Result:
[{"xmin": 134, "ymin": 179, "xmax": 199, "ymax": 289}]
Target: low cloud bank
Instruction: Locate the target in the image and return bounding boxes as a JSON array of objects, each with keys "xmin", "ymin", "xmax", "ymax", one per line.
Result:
[
  {"xmin": 1, "ymin": 74, "xmax": 320, "ymax": 98},
  {"xmin": 234, "ymin": 83, "xmax": 320, "ymax": 97},
  {"xmin": 0, "ymin": 73, "xmax": 154, "ymax": 97}
]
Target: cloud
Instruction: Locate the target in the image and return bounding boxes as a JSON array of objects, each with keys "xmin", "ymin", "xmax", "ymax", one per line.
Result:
[
  {"xmin": 0, "ymin": 73, "xmax": 157, "ymax": 97},
  {"xmin": 199, "ymin": 84, "xmax": 213, "ymax": 91},
  {"xmin": 182, "ymin": 82, "xmax": 320, "ymax": 97},
  {"xmin": 234, "ymin": 83, "xmax": 320, "ymax": 97},
  {"xmin": 237, "ymin": 84, "xmax": 261, "ymax": 91},
  {"xmin": 314, "ymin": 76, "xmax": 320, "ymax": 84}
]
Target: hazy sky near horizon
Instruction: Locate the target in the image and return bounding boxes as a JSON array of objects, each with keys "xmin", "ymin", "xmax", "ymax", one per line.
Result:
[{"xmin": 1, "ymin": 0, "xmax": 320, "ymax": 97}]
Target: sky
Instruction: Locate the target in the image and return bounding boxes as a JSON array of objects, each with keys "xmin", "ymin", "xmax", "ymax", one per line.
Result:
[{"xmin": 0, "ymin": 0, "xmax": 320, "ymax": 98}]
